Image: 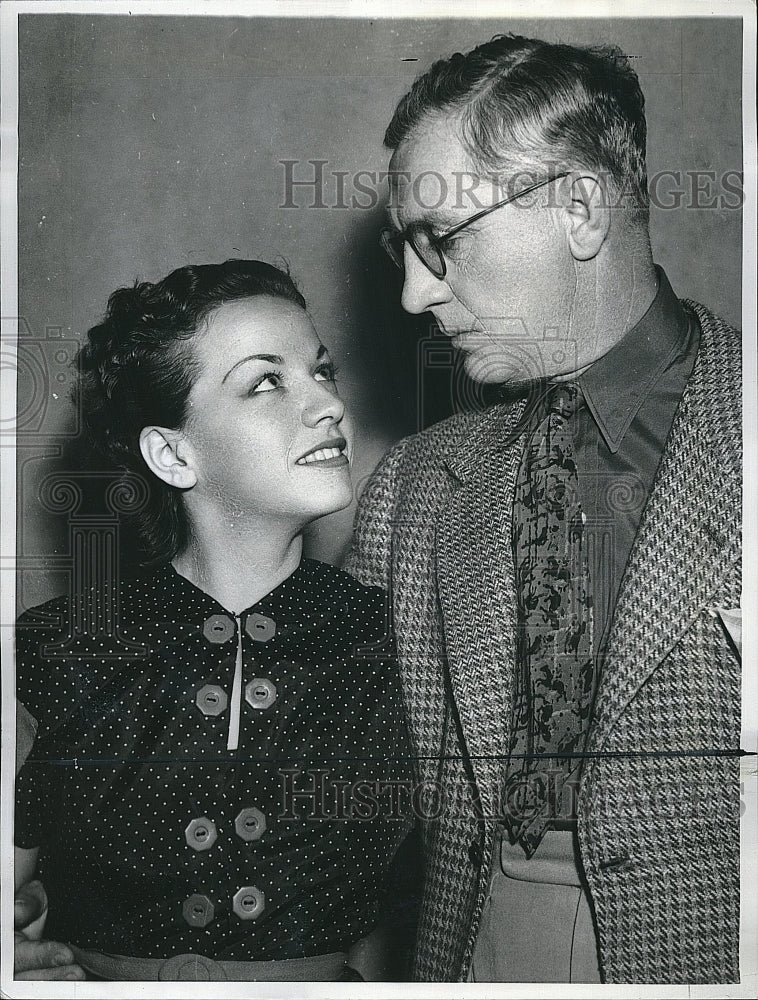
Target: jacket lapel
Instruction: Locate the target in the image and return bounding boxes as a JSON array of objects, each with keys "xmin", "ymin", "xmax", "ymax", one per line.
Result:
[
  {"xmin": 435, "ymin": 400, "xmax": 526, "ymax": 815},
  {"xmin": 588, "ymin": 307, "xmax": 741, "ymax": 753}
]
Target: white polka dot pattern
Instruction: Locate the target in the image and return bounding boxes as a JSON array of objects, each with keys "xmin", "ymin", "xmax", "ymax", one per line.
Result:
[{"xmin": 15, "ymin": 559, "xmax": 412, "ymax": 961}]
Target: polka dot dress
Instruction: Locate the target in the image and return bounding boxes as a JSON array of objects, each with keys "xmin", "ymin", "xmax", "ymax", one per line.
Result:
[{"xmin": 15, "ymin": 559, "xmax": 413, "ymax": 961}]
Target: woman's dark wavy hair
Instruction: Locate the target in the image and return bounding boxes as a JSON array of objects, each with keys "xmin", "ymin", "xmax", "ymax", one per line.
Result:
[
  {"xmin": 75, "ymin": 259, "xmax": 306, "ymax": 566},
  {"xmin": 385, "ymin": 34, "xmax": 649, "ymax": 222}
]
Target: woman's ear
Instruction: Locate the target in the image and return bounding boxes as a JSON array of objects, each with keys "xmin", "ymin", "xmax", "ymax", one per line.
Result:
[
  {"xmin": 563, "ymin": 172, "xmax": 611, "ymax": 262},
  {"xmin": 139, "ymin": 426, "xmax": 197, "ymax": 490}
]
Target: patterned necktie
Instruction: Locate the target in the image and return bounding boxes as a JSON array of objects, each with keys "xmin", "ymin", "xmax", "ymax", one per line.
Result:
[{"xmin": 504, "ymin": 383, "xmax": 594, "ymax": 857}]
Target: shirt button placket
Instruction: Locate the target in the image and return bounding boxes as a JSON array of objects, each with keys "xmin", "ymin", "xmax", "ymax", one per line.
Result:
[
  {"xmin": 233, "ymin": 610, "xmax": 277, "ymax": 916},
  {"xmin": 196, "ymin": 616, "xmax": 235, "ymax": 730},
  {"xmin": 187, "ymin": 613, "xmax": 236, "ymax": 931},
  {"xmin": 243, "ymin": 613, "xmax": 279, "ymax": 718}
]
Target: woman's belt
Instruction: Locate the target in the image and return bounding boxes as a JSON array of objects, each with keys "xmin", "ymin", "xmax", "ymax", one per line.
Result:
[{"xmin": 69, "ymin": 945, "xmax": 352, "ymax": 981}]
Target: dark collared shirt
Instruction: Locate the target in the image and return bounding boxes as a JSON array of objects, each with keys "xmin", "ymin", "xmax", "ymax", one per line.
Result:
[
  {"xmin": 572, "ymin": 267, "xmax": 700, "ymax": 658},
  {"xmin": 505, "ymin": 268, "xmax": 701, "ymax": 834}
]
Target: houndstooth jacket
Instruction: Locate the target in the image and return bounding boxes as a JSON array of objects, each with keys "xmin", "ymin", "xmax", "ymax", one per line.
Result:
[{"xmin": 345, "ymin": 300, "xmax": 742, "ymax": 983}]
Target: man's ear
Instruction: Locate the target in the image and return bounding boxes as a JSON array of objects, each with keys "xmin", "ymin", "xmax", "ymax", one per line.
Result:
[
  {"xmin": 139, "ymin": 426, "xmax": 197, "ymax": 490},
  {"xmin": 563, "ymin": 173, "xmax": 611, "ymax": 261}
]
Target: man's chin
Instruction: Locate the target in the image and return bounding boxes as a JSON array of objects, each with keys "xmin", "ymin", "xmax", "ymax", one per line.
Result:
[{"xmin": 461, "ymin": 350, "xmax": 542, "ymax": 389}]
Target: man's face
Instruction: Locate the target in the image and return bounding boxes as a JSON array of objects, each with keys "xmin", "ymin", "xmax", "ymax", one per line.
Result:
[{"xmin": 388, "ymin": 116, "xmax": 584, "ymax": 385}]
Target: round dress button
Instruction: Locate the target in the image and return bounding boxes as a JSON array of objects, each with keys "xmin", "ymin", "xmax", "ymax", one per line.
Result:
[
  {"xmin": 245, "ymin": 677, "xmax": 277, "ymax": 710},
  {"xmin": 244, "ymin": 612, "xmax": 276, "ymax": 643},
  {"xmin": 185, "ymin": 817, "xmax": 218, "ymax": 852},
  {"xmin": 195, "ymin": 684, "xmax": 228, "ymax": 717},
  {"xmin": 181, "ymin": 894, "xmax": 215, "ymax": 928},
  {"xmin": 159, "ymin": 953, "xmax": 227, "ymax": 981},
  {"xmin": 202, "ymin": 614, "xmax": 235, "ymax": 644},
  {"xmin": 232, "ymin": 885, "xmax": 265, "ymax": 920},
  {"xmin": 235, "ymin": 806, "xmax": 267, "ymax": 842}
]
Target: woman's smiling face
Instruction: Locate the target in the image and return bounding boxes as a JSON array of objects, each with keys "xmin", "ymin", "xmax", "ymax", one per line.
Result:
[{"xmin": 179, "ymin": 294, "xmax": 353, "ymax": 530}]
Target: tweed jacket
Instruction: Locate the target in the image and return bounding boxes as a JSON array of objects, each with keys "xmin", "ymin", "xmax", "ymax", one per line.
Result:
[{"xmin": 345, "ymin": 300, "xmax": 742, "ymax": 984}]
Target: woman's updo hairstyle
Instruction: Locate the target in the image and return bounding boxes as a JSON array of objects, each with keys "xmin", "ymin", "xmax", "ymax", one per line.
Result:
[{"xmin": 76, "ymin": 259, "xmax": 306, "ymax": 565}]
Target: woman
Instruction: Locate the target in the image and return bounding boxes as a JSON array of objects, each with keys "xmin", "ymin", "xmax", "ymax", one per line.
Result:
[{"xmin": 14, "ymin": 260, "xmax": 414, "ymax": 982}]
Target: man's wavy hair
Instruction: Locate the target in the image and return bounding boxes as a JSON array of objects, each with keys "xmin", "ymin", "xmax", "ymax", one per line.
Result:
[
  {"xmin": 75, "ymin": 259, "xmax": 306, "ymax": 567},
  {"xmin": 385, "ymin": 34, "xmax": 649, "ymax": 223}
]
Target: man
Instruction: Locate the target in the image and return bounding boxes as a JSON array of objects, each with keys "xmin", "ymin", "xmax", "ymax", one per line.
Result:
[{"xmin": 345, "ymin": 35, "xmax": 741, "ymax": 984}]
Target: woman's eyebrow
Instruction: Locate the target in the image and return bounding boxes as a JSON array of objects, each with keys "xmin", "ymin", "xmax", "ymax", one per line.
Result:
[{"xmin": 222, "ymin": 353, "xmax": 283, "ymax": 382}]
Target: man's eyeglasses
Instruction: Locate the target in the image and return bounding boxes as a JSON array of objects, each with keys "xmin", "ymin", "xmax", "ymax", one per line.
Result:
[{"xmin": 380, "ymin": 172, "xmax": 568, "ymax": 280}]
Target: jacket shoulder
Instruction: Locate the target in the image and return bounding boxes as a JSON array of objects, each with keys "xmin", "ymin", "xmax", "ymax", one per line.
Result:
[
  {"xmin": 682, "ymin": 299, "xmax": 739, "ymax": 332},
  {"xmin": 682, "ymin": 300, "xmax": 741, "ymax": 363},
  {"xmin": 681, "ymin": 299, "xmax": 741, "ymax": 437},
  {"xmin": 381, "ymin": 406, "xmax": 508, "ymax": 478}
]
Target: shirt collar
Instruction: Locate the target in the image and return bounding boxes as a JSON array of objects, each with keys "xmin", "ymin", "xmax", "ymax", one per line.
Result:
[{"xmin": 577, "ymin": 266, "xmax": 692, "ymax": 453}]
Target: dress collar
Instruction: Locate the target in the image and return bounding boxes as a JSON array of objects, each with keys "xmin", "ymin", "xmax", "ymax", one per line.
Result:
[{"xmin": 146, "ymin": 557, "xmax": 323, "ymax": 624}]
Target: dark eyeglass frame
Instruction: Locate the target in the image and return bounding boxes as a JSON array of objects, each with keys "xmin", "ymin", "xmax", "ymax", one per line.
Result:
[{"xmin": 380, "ymin": 171, "xmax": 569, "ymax": 280}]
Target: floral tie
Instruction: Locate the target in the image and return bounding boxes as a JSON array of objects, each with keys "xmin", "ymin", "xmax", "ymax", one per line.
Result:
[{"xmin": 503, "ymin": 383, "xmax": 594, "ymax": 857}]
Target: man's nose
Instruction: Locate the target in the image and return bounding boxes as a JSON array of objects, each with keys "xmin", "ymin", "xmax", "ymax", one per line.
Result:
[
  {"xmin": 301, "ymin": 380, "xmax": 345, "ymax": 427},
  {"xmin": 400, "ymin": 245, "xmax": 452, "ymax": 315}
]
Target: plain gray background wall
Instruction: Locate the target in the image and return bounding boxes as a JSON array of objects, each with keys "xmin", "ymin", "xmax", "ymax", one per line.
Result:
[{"xmin": 16, "ymin": 14, "xmax": 743, "ymax": 611}]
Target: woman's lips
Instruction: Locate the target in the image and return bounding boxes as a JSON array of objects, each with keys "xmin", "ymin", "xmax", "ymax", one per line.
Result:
[{"xmin": 295, "ymin": 439, "xmax": 348, "ymax": 467}]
